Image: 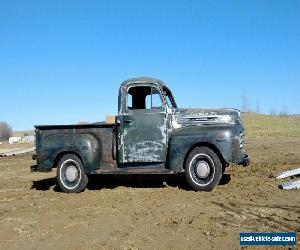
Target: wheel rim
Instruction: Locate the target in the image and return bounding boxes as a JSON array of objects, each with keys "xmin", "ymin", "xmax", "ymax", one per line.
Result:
[
  {"xmin": 189, "ymin": 153, "xmax": 215, "ymax": 186},
  {"xmin": 195, "ymin": 160, "xmax": 210, "ymax": 178},
  {"xmin": 60, "ymin": 159, "xmax": 81, "ymax": 190},
  {"xmin": 65, "ymin": 165, "xmax": 79, "ymax": 182}
]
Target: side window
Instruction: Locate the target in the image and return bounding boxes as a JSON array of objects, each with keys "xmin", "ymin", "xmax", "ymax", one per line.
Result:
[
  {"xmin": 127, "ymin": 86, "xmax": 163, "ymax": 110},
  {"xmin": 151, "ymin": 88, "xmax": 163, "ymax": 108},
  {"xmin": 145, "ymin": 94, "xmax": 151, "ymax": 109},
  {"xmin": 127, "ymin": 93, "xmax": 133, "ymax": 109}
]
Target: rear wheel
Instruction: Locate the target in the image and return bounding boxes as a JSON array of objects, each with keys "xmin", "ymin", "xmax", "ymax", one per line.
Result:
[
  {"xmin": 56, "ymin": 154, "xmax": 88, "ymax": 193},
  {"xmin": 185, "ymin": 147, "xmax": 222, "ymax": 191}
]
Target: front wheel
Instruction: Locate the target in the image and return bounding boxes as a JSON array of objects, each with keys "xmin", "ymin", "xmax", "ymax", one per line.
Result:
[
  {"xmin": 185, "ymin": 147, "xmax": 222, "ymax": 192},
  {"xmin": 56, "ymin": 154, "xmax": 88, "ymax": 193}
]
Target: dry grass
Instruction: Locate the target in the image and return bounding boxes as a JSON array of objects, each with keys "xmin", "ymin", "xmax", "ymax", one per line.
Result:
[{"xmin": 243, "ymin": 113, "xmax": 300, "ymax": 139}]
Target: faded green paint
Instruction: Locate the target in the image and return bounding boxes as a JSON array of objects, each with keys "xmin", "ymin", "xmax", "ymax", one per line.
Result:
[
  {"xmin": 168, "ymin": 124, "xmax": 245, "ymax": 171},
  {"xmin": 34, "ymin": 77, "xmax": 250, "ymax": 175},
  {"xmin": 119, "ymin": 109, "xmax": 167, "ymax": 163},
  {"xmin": 35, "ymin": 125, "xmax": 116, "ymax": 173},
  {"xmin": 117, "ymin": 81, "xmax": 168, "ymax": 163}
]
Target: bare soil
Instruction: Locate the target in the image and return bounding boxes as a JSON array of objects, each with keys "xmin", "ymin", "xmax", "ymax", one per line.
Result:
[{"xmin": 0, "ymin": 117, "xmax": 300, "ymax": 249}]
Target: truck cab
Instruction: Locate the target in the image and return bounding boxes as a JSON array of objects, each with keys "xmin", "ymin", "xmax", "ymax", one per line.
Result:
[
  {"xmin": 33, "ymin": 77, "xmax": 250, "ymax": 193},
  {"xmin": 117, "ymin": 79, "xmax": 175, "ymax": 163}
]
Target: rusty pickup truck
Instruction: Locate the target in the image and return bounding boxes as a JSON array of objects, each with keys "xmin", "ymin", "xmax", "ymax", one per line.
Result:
[{"xmin": 32, "ymin": 77, "xmax": 250, "ymax": 193}]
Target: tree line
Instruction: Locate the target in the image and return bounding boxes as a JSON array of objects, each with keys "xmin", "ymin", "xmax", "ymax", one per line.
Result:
[
  {"xmin": 241, "ymin": 93, "xmax": 289, "ymax": 116},
  {"xmin": 0, "ymin": 122, "xmax": 12, "ymax": 141}
]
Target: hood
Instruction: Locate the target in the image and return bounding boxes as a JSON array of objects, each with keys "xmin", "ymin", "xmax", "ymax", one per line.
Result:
[{"xmin": 173, "ymin": 108, "xmax": 242, "ymax": 126}]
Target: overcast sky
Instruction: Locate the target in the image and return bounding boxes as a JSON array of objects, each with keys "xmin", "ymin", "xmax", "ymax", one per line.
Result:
[{"xmin": 0, "ymin": 0, "xmax": 299, "ymax": 130}]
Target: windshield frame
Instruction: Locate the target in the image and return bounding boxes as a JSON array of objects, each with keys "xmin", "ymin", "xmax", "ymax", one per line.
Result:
[{"xmin": 163, "ymin": 86, "xmax": 177, "ymax": 109}]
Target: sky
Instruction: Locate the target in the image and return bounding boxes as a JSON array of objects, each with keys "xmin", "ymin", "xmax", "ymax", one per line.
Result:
[{"xmin": 0, "ymin": 0, "xmax": 299, "ymax": 130}]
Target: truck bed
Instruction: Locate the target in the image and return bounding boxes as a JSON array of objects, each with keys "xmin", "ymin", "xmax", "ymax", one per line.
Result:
[{"xmin": 35, "ymin": 123, "xmax": 117, "ymax": 173}]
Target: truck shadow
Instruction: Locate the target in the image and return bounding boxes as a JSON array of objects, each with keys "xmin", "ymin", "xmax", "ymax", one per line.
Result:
[
  {"xmin": 87, "ymin": 174, "xmax": 189, "ymax": 190},
  {"xmin": 31, "ymin": 174, "xmax": 231, "ymax": 192},
  {"xmin": 31, "ymin": 177, "xmax": 58, "ymax": 191}
]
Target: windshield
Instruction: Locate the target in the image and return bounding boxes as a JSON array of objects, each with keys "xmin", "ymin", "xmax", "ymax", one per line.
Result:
[{"xmin": 163, "ymin": 87, "xmax": 177, "ymax": 109}]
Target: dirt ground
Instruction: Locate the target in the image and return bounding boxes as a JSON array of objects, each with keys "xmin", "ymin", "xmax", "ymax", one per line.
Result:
[{"xmin": 0, "ymin": 115, "xmax": 300, "ymax": 249}]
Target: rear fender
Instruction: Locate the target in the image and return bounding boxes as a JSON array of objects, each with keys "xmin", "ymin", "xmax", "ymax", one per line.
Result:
[{"xmin": 37, "ymin": 133, "xmax": 100, "ymax": 173}]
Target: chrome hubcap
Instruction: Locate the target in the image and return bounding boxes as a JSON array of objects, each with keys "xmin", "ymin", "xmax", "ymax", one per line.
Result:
[
  {"xmin": 195, "ymin": 161, "xmax": 210, "ymax": 178},
  {"xmin": 65, "ymin": 165, "xmax": 78, "ymax": 182}
]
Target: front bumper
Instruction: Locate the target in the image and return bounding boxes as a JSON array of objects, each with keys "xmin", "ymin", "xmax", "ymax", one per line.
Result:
[{"xmin": 239, "ymin": 154, "xmax": 250, "ymax": 167}]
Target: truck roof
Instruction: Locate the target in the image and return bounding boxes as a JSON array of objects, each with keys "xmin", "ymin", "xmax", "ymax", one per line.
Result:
[{"xmin": 121, "ymin": 77, "xmax": 167, "ymax": 88}]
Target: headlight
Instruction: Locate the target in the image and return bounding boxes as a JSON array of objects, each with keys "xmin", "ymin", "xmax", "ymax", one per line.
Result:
[
  {"xmin": 236, "ymin": 110, "xmax": 242, "ymax": 124},
  {"xmin": 239, "ymin": 132, "xmax": 245, "ymax": 149}
]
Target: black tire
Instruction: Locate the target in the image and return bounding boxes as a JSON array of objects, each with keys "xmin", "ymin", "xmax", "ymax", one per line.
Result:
[
  {"xmin": 185, "ymin": 147, "xmax": 222, "ymax": 192},
  {"xmin": 56, "ymin": 154, "xmax": 88, "ymax": 193}
]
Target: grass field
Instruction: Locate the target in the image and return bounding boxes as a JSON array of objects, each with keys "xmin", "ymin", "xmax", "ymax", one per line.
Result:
[
  {"xmin": 243, "ymin": 113, "xmax": 300, "ymax": 139},
  {"xmin": 0, "ymin": 113, "xmax": 299, "ymax": 249}
]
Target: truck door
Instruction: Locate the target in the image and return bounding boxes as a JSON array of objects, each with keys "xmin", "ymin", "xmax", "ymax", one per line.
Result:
[{"xmin": 118, "ymin": 85, "xmax": 167, "ymax": 163}]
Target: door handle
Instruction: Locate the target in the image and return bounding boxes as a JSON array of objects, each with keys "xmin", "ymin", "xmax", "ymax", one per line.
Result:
[{"xmin": 124, "ymin": 119, "xmax": 132, "ymax": 124}]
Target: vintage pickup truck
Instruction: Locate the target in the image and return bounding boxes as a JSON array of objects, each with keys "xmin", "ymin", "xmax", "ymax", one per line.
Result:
[{"xmin": 32, "ymin": 77, "xmax": 250, "ymax": 193}]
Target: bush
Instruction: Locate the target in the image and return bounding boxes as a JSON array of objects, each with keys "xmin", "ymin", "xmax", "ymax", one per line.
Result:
[{"xmin": 0, "ymin": 122, "xmax": 12, "ymax": 141}]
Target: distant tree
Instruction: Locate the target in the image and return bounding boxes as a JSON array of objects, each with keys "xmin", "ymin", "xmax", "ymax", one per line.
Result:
[
  {"xmin": 270, "ymin": 108, "xmax": 277, "ymax": 115},
  {"xmin": 24, "ymin": 132, "xmax": 29, "ymax": 136},
  {"xmin": 256, "ymin": 99, "xmax": 260, "ymax": 114},
  {"xmin": 241, "ymin": 92, "xmax": 248, "ymax": 112},
  {"xmin": 279, "ymin": 105, "xmax": 288, "ymax": 116},
  {"xmin": 0, "ymin": 122, "xmax": 12, "ymax": 141}
]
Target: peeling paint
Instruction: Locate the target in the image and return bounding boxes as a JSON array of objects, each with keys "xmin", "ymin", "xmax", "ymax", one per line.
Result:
[
  {"xmin": 35, "ymin": 77, "xmax": 249, "ymax": 175},
  {"xmin": 174, "ymin": 108, "xmax": 240, "ymax": 126}
]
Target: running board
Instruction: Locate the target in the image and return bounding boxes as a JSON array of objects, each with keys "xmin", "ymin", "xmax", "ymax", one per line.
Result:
[{"xmin": 90, "ymin": 167, "xmax": 176, "ymax": 174}]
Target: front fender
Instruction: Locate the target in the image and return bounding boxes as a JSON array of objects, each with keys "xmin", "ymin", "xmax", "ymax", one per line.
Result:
[{"xmin": 167, "ymin": 125, "xmax": 244, "ymax": 171}]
